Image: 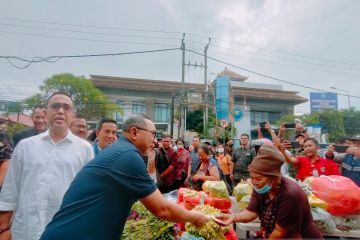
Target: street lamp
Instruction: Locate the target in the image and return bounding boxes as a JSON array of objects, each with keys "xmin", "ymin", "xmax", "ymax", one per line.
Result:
[{"xmin": 330, "ymin": 86, "xmax": 351, "ymax": 109}]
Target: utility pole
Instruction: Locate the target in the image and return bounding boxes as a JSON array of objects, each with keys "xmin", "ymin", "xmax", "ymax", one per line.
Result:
[
  {"xmin": 180, "ymin": 33, "xmax": 186, "ymax": 138},
  {"xmin": 203, "ymin": 38, "xmax": 211, "ymax": 134},
  {"xmin": 170, "ymin": 93, "xmax": 174, "ymax": 137}
]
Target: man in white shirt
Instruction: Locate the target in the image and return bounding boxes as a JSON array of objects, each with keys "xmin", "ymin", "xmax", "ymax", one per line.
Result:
[{"xmin": 0, "ymin": 92, "xmax": 94, "ymax": 240}]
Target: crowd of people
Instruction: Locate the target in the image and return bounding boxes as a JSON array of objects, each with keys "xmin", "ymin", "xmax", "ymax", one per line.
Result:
[{"xmin": 0, "ymin": 92, "xmax": 359, "ymax": 239}]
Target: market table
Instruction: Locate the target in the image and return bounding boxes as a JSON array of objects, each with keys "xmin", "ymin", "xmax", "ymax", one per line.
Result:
[{"xmin": 236, "ymin": 222, "xmax": 360, "ymax": 239}]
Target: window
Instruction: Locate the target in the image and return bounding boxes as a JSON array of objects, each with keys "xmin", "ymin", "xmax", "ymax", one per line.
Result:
[
  {"xmin": 132, "ymin": 101, "xmax": 146, "ymax": 114},
  {"xmin": 250, "ymin": 111, "xmax": 271, "ymax": 125},
  {"xmin": 114, "ymin": 100, "xmax": 124, "ymax": 122},
  {"xmin": 154, "ymin": 103, "xmax": 169, "ymax": 122}
]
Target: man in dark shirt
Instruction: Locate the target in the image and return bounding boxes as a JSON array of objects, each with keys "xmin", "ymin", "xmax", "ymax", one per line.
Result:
[
  {"xmin": 231, "ymin": 133, "xmax": 256, "ymax": 186},
  {"xmin": 0, "ymin": 127, "xmax": 12, "ymax": 189},
  {"xmin": 158, "ymin": 134, "xmax": 177, "ymax": 193},
  {"xmin": 40, "ymin": 114, "xmax": 208, "ymax": 240},
  {"xmin": 12, "ymin": 106, "xmax": 46, "ymax": 146}
]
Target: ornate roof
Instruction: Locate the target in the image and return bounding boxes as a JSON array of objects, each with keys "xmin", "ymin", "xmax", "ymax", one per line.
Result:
[{"xmin": 217, "ymin": 67, "xmax": 248, "ymax": 82}]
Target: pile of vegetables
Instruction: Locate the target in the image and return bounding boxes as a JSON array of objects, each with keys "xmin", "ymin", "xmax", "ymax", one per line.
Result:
[
  {"xmin": 185, "ymin": 205, "xmax": 231, "ymax": 240},
  {"xmin": 122, "ymin": 202, "xmax": 175, "ymax": 240}
]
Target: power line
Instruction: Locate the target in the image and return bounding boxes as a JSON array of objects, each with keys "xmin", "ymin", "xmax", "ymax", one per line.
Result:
[
  {"xmin": 0, "ymin": 30, "xmax": 179, "ymax": 47},
  {"xmin": 192, "ymin": 47, "xmax": 360, "ymax": 77},
  {"xmin": 0, "ymin": 16, "xmax": 182, "ymax": 35},
  {"xmin": 0, "ymin": 47, "xmax": 180, "ymax": 69},
  {"xmin": 2, "ymin": 16, "xmax": 359, "ymax": 68},
  {"xmin": 186, "ymin": 42, "xmax": 360, "ymax": 73},
  {"xmin": 0, "ymin": 22, "xmax": 182, "ymax": 41},
  {"xmin": 186, "ymin": 49, "xmax": 360, "ymax": 100}
]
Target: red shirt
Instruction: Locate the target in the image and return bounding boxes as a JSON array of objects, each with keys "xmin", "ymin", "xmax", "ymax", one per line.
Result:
[{"xmin": 296, "ymin": 156, "xmax": 340, "ymax": 181}]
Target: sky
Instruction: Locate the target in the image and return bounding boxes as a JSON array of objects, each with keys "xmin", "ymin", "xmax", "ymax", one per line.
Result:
[{"xmin": 1, "ymin": 0, "xmax": 359, "ymax": 114}]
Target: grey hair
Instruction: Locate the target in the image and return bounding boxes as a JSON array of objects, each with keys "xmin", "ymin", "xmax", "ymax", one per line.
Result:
[{"xmin": 122, "ymin": 114, "xmax": 151, "ymax": 132}]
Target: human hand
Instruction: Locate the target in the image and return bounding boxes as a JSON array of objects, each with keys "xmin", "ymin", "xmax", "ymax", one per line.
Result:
[
  {"xmin": 327, "ymin": 145, "xmax": 335, "ymax": 154},
  {"xmin": 281, "ymin": 140, "xmax": 292, "ymax": 150},
  {"xmin": 265, "ymin": 122, "xmax": 272, "ymax": 131},
  {"xmin": 190, "ymin": 211, "xmax": 210, "ymax": 228},
  {"xmin": 214, "ymin": 213, "xmax": 235, "ymax": 226},
  {"xmin": 191, "ymin": 175, "xmax": 202, "ymax": 181}
]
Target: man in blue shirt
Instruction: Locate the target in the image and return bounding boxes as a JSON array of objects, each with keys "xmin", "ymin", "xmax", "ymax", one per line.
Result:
[{"xmin": 40, "ymin": 114, "xmax": 209, "ymax": 240}]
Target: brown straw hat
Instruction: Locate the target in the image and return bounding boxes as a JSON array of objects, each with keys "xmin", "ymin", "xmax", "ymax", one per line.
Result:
[{"xmin": 248, "ymin": 144, "xmax": 285, "ymax": 176}]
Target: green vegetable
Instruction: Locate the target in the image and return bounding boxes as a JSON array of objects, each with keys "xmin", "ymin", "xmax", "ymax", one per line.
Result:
[
  {"xmin": 185, "ymin": 205, "xmax": 231, "ymax": 240},
  {"xmin": 122, "ymin": 202, "xmax": 175, "ymax": 240}
]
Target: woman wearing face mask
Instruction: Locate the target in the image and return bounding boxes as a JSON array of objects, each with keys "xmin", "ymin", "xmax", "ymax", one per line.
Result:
[
  {"xmin": 217, "ymin": 144, "xmax": 322, "ymax": 239},
  {"xmin": 216, "ymin": 144, "xmax": 233, "ymax": 187},
  {"xmin": 173, "ymin": 138, "xmax": 192, "ymax": 189}
]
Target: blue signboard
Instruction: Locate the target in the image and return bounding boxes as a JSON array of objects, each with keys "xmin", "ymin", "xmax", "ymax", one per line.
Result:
[
  {"xmin": 215, "ymin": 76, "xmax": 230, "ymax": 121},
  {"xmin": 310, "ymin": 92, "xmax": 338, "ymax": 113}
]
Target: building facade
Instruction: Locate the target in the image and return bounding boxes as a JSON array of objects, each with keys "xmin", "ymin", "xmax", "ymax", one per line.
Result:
[{"xmin": 91, "ymin": 68, "xmax": 307, "ymax": 138}]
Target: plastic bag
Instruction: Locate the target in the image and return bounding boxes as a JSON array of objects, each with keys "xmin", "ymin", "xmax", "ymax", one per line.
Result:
[
  {"xmin": 233, "ymin": 181, "xmax": 252, "ymax": 202},
  {"xmin": 202, "ymin": 180, "xmax": 229, "ymax": 198},
  {"xmin": 311, "ymin": 207, "xmax": 336, "ymax": 233},
  {"xmin": 331, "ymin": 215, "xmax": 360, "ymax": 230},
  {"xmin": 308, "ymin": 193, "xmax": 328, "ymax": 209},
  {"xmin": 311, "ymin": 175, "xmax": 360, "ymax": 215},
  {"xmin": 183, "ymin": 190, "xmax": 201, "ymax": 210},
  {"xmin": 180, "ymin": 232, "xmax": 205, "ymax": 240},
  {"xmin": 209, "ymin": 197, "xmax": 232, "ymax": 211},
  {"xmin": 225, "ymin": 229, "xmax": 237, "ymax": 240},
  {"xmin": 238, "ymin": 195, "xmax": 251, "ymax": 210}
]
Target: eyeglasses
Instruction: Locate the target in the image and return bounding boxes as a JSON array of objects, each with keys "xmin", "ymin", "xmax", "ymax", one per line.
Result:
[
  {"xmin": 50, "ymin": 103, "xmax": 73, "ymax": 112},
  {"xmin": 136, "ymin": 127, "xmax": 157, "ymax": 138}
]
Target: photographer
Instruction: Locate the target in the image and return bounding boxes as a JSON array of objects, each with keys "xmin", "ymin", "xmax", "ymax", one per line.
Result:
[{"xmin": 325, "ymin": 137, "xmax": 360, "ymax": 186}]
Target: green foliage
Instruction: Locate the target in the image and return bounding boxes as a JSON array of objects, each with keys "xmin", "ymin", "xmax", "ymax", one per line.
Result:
[
  {"xmin": 22, "ymin": 73, "xmax": 121, "ymax": 120},
  {"xmin": 186, "ymin": 110, "xmax": 203, "ymax": 133},
  {"xmin": 6, "ymin": 123, "xmax": 27, "ymax": 137},
  {"xmin": 342, "ymin": 108, "xmax": 360, "ymax": 137},
  {"xmin": 276, "ymin": 113, "xmax": 319, "ymax": 126},
  {"xmin": 23, "ymin": 94, "xmax": 46, "ymax": 110},
  {"xmin": 318, "ymin": 109, "xmax": 346, "ymax": 142}
]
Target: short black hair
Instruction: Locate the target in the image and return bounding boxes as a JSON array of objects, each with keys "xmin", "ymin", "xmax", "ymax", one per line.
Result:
[
  {"xmin": 295, "ymin": 134, "xmax": 305, "ymax": 140},
  {"xmin": 46, "ymin": 91, "xmax": 73, "ymax": 105},
  {"xmin": 304, "ymin": 137, "xmax": 319, "ymax": 146},
  {"xmin": 32, "ymin": 105, "xmax": 46, "ymax": 114},
  {"xmin": 162, "ymin": 134, "xmax": 172, "ymax": 140},
  {"xmin": 175, "ymin": 137, "xmax": 184, "ymax": 144},
  {"xmin": 96, "ymin": 117, "xmax": 117, "ymax": 131},
  {"xmin": 241, "ymin": 133, "xmax": 249, "ymax": 139}
]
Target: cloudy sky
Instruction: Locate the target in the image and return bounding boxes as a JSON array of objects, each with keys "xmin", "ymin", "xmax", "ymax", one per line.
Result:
[{"xmin": 1, "ymin": 0, "xmax": 359, "ymax": 113}]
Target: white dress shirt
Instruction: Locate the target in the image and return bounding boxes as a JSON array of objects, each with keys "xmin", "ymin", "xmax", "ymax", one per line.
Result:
[{"xmin": 0, "ymin": 130, "xmax": 94, "ymax": 240}]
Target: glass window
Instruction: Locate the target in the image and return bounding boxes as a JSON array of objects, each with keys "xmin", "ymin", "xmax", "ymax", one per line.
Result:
[
  {"xmin": 154, "ymin": 103, "xmax": 169, "ymax": 122},
  {"xmin": 132, "ymin": 101, "xmax": 146, "ymax": 114},
  {"xmin": 114, "ymin": 100, "xmax": 124, "ymax": 122}
]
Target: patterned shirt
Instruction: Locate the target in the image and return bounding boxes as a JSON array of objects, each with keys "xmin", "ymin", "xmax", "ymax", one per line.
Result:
[{"xmin": 232, "ymin": 146, "xmax": 256, "ymax": 180}]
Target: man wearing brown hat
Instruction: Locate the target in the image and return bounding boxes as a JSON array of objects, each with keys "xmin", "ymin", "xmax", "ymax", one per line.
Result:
[{"xmin": 217, "ymin": 144, "xmax": 322, "ymax": 239}]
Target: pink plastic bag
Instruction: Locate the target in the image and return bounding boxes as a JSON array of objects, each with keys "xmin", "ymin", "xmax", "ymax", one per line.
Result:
[{"xmin": 311, "ymin": 175, "xmax": 360, "ymax": 215}]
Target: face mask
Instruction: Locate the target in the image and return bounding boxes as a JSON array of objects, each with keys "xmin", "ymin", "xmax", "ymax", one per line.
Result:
[
  {"xmin": 253, "ymin": 184, "xmax": 272, "ymax": 194},
  {"xmin": 176, "ymin": 144, "xmax": 184, "ymax": 149},
  {"xmin": 217, "ymin": 148, "xmax": 224, "ymax": 153},
  {"xmin": 252, "ymin": 179, "xmax": 273, "ymax": 194}
]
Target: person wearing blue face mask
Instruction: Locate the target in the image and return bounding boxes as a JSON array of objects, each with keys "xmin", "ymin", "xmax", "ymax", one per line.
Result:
[{"xmin": 216, "ymin": 144, "xmax": 322, "ymax": 239}]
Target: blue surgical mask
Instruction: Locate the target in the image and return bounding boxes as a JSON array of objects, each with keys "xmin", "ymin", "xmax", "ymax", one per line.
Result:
[{"xmin": 253, "ymin": 184, "xmax": 272, "ymax": 194}]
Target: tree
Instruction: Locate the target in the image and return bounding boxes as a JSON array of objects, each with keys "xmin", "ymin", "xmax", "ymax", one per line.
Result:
[
  {"xmin": 23, "ymin": 73, "xmax": 121, "ymax": 120},
  {"xmin": 318, "ymin": 109, "xmax": 346, "ymax": 142},
  {"xmin": 342, "ymin": 109, "xmax": 360, "ymax": 137}
]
